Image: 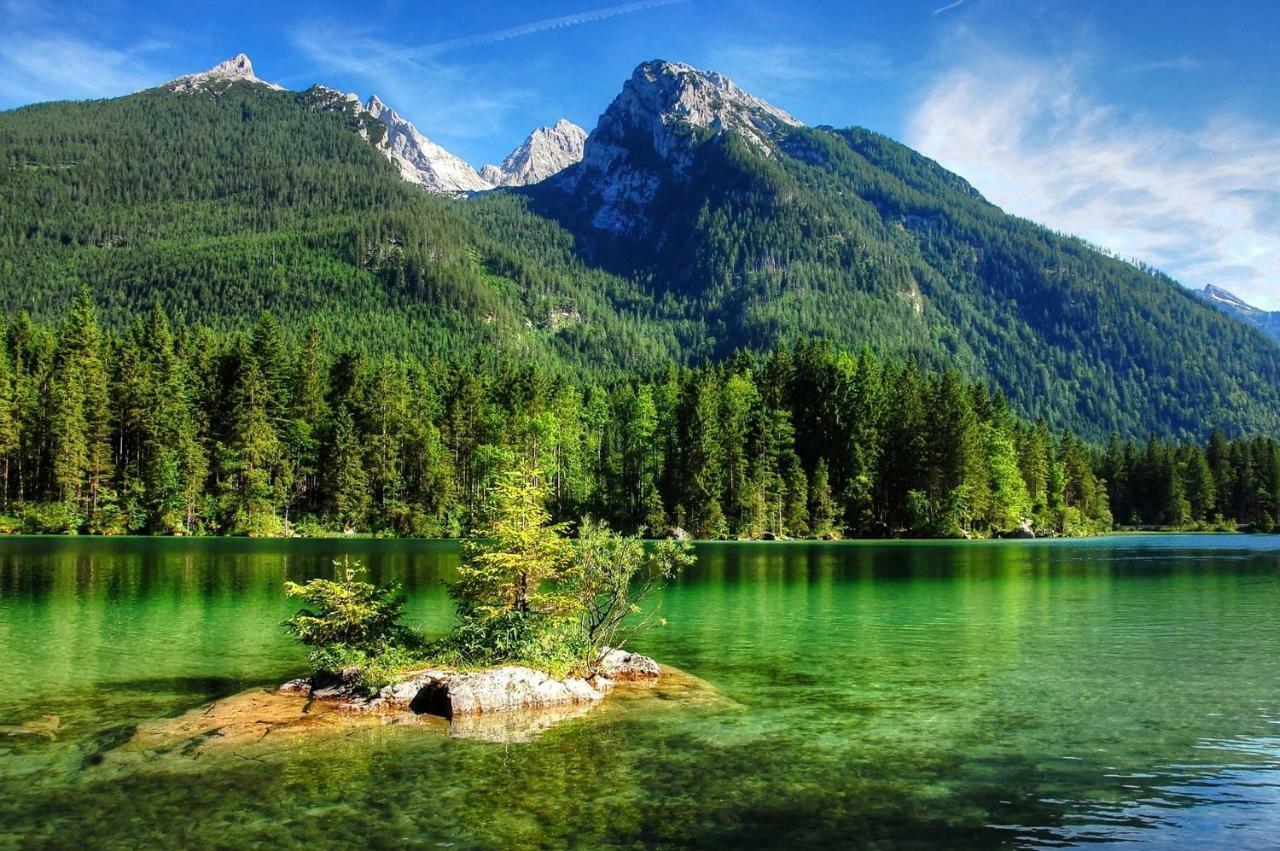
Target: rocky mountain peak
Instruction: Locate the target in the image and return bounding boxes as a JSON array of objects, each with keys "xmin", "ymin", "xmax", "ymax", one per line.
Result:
[
  {"xmin": 601, "ymin": 60, "xmax": 801, "ymax": 158},
  {"xmin": 481, "ymin": 119, "xmax": 587, "ymax": 187},
  {"xmin": 1197, "ymin": 284, "xmax": 1280, "ymax": 341},
  {"xmin": 167, "ymin": 53, "xmax": 284, "ymax": 93},
  {"xmin": 550, "ymin": 59, "xmax": 802, "ymax": 234},
  {"xmin": 362, "ymin": 94, "xmax": 492, "ymax": 195}
]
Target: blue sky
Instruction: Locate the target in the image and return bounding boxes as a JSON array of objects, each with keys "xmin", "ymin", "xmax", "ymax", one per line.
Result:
[{"xmin": 2, "ymin": 0, "xmax": 1278, "ymax": 307}]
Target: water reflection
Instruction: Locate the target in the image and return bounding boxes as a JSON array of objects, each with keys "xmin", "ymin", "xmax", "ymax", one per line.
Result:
[{"xmin": 1, "ymin": 535, "xmax": 1279, "ymax": 849}]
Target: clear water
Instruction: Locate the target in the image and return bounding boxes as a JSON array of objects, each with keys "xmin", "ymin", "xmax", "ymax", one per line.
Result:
[{"xmin": 2, "ymin": 536, "xmax": 1279, "ymax": 849}]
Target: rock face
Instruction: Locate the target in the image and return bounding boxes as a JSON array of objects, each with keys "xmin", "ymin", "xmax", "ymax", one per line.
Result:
[
  {"xmin": 364, "ymin": 95, "xmax": 493, "ymax": 195},
  {"xmin": 481, "ymin": 119, "xmax": 587, "ymax": 187},
  {"xmin": 166, "ymin": 53, "xmax": 284, "ymax": 94},
  {"xmin": 548, "ymin": 59, "xmax": 802, "ymax": 234}
]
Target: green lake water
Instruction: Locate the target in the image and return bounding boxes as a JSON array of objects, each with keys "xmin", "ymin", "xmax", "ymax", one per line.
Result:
[{"xmin": 2, "ymin": 536, "xmax": 1279, "ymax": 849}]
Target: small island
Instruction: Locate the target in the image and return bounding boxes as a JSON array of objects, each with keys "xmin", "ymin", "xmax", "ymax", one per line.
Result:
[{"xmin": 259, "ymin": 464, "xmax": 693, "ymax": 738}]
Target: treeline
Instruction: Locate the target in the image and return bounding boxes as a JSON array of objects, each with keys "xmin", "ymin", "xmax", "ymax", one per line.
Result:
[
  {"xmin": 0, "ymin": 296, "xmax": 1269, "ymax": 538},
  {"xmin": 1101, "ymin": 433, "xmax": 1280, "ymax": 531}
]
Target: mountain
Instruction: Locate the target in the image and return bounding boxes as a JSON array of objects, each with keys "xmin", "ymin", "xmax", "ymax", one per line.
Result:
[
  {"xmin": 166, "ymin": 52, "xmax": 285, "ymax": 94},
  {"xmin": 1197, "ymin": 285, "xmax": 1280, "ymax": 341},
  {"xmin": 173, "ymin": 56, "xmax": 490, "ymax": 195},
  {"xmin": 526, "ymin": 59, "xmax": 1280, "ymax": 438},
  {"xmin": 0, "ymin": 64, "xmax": 690, "ymax": 372},
  {"xmin": 363, "ymin": 94, "xmax": 493, "ymax": 195},
  {"xmin": 1, "ymin": 55, "xmax": 1279, "ymax": 440},
  {"xmin": 481, "ymin": 119, "xmax": 587, "ymax": 187}
]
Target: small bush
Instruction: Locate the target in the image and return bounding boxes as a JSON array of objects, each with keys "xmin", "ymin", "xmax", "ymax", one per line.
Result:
[{"xmin": 284, "ymin": 557, "xmax": 423, "ymax": 690}]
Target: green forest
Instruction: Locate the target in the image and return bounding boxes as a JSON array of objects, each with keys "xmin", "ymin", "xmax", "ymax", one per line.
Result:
[
  {"xmin": 1, "ymin": 294, "xmax": 1275, "ymax": 539},
  {"xmin": 3, "ymin": 80, "xmax": 1280, "ymax": 445}
]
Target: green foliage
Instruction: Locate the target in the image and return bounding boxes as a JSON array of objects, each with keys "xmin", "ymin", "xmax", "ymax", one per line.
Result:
[
  {"xmin": 569, "ymin": 517, "xmax": 694, "ymax": 656},
  {"xmin": 283, "ymin": 556, "xmax": 418, "ymax": 683},
  {"xmin": 2, "ymin": 83, "xmax": 1278, "ymax": 443},
  {"xmin": 447, "ymin": 465, "xmax": 579, "ymax": 671}
]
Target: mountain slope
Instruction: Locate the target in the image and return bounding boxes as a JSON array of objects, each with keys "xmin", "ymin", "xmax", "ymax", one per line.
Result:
[
  {"xmin": 0, "ymin": 77, "xmax": 688, "ymax": 372},
  {"xmin": 364, "ymin": 94, "xmax": 493, "ymax": 194},
  {"xmin": 527, "ymin": 60, "xmax": 1280, "ymax": 439},
  {"xmin": 1198, "ymin": 285, "xmax": 1280, "ymax": 341},
  {"xmin": 1, "ymin": 56, "xmax": 1278, "ymax": 440}
]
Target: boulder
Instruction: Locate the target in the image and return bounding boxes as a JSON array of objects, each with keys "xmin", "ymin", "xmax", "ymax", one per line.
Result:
[
  {"xmin": 669, "ymin": 526, "xmax": 691, "ymax": 541},
  {"xmin": 594, "ymin": 647, "xmax": 661, "ymax": 681},
  {"xmin": 377, "ymin": 666, "xmax": 606, "ymax": 718}
]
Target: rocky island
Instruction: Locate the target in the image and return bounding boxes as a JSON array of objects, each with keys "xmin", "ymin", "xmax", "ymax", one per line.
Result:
[{"xmin": 282, "ymin": 646, "xmax": 663, "ymax": 717}]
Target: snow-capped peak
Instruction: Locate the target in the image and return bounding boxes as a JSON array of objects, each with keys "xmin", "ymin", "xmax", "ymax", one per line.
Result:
[
  {"xmin": 167, "ymin": 53, "xmax": 284, "ymax": 93},
  {"xmin": 363, "ymin": 95, "xmax": 492, "ymax": 195},
  {"xmin": 481, "ymin": 119, "xmax": 587, "ymax": 187},
  {"xmin": 1202, "ymin": 284, "xmax": 1260, "ymax": 315}
]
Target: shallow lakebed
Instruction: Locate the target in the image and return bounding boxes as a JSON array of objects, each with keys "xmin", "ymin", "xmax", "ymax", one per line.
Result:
[{"xmin": 3, "ymin": 535, "xmax": 1280, "ymax": 848}]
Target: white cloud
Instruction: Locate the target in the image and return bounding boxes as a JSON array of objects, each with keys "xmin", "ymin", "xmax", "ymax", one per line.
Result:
[
  {"xmin": 707, "ymin": 41, "xmax": 893, "ymax": 93},
  {"xmin": 1127, "ymin": 55, "xmax": 1203, "ymax": 73},
  {"xmin": 907, "ymin": 54, "xmax": 1280, "ymax": 309},
  {"xmin": 0, "ymin": 34, "xmax": 172, "ymax": 103}
]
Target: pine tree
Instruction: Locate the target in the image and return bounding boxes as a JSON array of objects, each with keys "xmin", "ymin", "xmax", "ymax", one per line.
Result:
[
  {"xmin": 330, "ymin": 403, "xmax": 370, "ymax": 531},
  {"xmin": 810, "ymin": 458, "xmax": 840, "ymax": 540}
]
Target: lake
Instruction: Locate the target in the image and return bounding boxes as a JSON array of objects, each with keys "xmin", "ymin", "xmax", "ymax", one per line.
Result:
[{"xmin": 2, "ymin": 536, "xmax": 1279, "ymax": 849}]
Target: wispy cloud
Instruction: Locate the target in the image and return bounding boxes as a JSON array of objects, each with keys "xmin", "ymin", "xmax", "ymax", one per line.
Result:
[
  {"xmin": 307, "ymin": 0, "xmax": 690, "ymax": 77},
  {"xmin": 907, "ymin": 52, "xmax": 1280, "ymax": 309},
  {"xmin": 933, "ymin": 0, "xmax": 969, "ymax": 15},
  {"xmin": 707, "ymin": 41, "xmax": 893, "ymax": 93},
  {"xmin": 0, "ymin": 34, "xmax": 172, "ymax": 103},
  {"xmin": 1127, "ymin": 55, "xmax": 1203, "ymax": 73},
  {"xmin": 396, "ymin": 0, "xmax": 689, "ymax": 62}
]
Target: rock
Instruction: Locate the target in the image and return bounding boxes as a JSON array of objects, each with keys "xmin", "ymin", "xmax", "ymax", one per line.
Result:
[
  {"xmin": 165, "ymin": 53, "xmax": 285, "ymax": 94},
  {"xmin": 373, "ymin": 666, "xmax": 606, "ymax": 718},
  {"xmin": 364, "ymin": 95, "xmax": 493, "ymax": 195},
  {"xmin": 669, "ymin": 526, "xmax": 691, "ymax": 541},
  {"xmin": 594, "ymin": 647, "xmax": 661, "ymax": 682},
  {"xmin": 1011, "ymin": 519, "xmax": 1036, "ymax": 539}
]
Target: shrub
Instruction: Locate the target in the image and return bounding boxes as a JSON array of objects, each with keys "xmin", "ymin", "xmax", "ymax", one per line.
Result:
[{"xmin": 284, "ymin": 556, "xmax": 422, "ymax": 688}]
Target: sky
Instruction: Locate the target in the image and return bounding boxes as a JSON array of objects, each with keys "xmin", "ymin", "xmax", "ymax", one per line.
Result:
[{"xmin": 2, "ymin": 0, "xmax": 1279, "ymax": 308}]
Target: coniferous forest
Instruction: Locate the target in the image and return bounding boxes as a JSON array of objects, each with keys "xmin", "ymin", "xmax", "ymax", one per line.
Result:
[
  {"xmin": 2, "ymin": 78, "xmax": 1280, "ymax": 539},
  {"xmin": 1, "ymin": 293, "xmax": 1275, "ymax": 539}
]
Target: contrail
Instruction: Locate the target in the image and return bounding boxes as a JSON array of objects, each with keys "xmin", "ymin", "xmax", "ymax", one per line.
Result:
[
  {"xmin": 932, "ymin": 0, "xmax": 968, "ymax": 14},
  {"xmin": 401, "ymin": 0, "xmax": 690, "ymax": 62}
]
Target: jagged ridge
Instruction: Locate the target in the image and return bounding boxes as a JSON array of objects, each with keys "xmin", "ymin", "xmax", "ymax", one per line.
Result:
[{"xmin": 481, "ymin": 119, "xmax": 587, "ymax": 187}]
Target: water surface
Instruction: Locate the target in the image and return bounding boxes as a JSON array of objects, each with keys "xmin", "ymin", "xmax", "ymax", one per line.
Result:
[{"xmin": 2, "ymin": 535, "xmax": 1279, "ymax": 848}]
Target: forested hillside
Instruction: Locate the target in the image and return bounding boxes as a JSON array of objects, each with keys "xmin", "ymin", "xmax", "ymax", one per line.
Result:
[
  {"xmin": 529, "ymin": 63, "xmax": 1280, "ymax": 439},
  {"xmin": 2, "ymin": 64, "xmax": 1279, "ymax": 444},
  {"xmin": 0, "ymin": 82, "xmax": 694, "ymax": 374}
]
